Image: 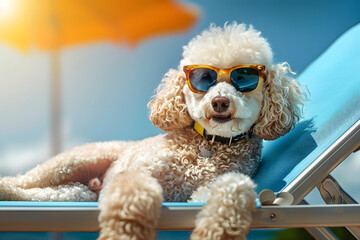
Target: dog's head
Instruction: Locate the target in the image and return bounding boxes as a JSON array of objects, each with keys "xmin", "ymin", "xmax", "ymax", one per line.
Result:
[{"xmin": 149, "ymin": 23, "xmax": 306, "ymax": 140}]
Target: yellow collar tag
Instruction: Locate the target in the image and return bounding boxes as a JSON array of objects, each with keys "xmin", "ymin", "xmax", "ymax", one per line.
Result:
[{"xmin": 193, "ymin": 121, "xmax": 205, "ymax": 137}]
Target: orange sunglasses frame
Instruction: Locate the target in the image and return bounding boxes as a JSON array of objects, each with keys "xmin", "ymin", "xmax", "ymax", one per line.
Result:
[{"xmin": 183, "ymin": 64, "xmax": 267, "ymax": 93}]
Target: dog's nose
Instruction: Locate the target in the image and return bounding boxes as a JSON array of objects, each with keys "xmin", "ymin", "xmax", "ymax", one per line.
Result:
[{"xmin": 211, "ymin": 96, "xmax": 230, "ymax": 113}]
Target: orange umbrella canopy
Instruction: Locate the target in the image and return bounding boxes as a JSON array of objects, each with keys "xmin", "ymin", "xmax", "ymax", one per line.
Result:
[
  {"xmin": 0, "ymin": 0, "xmax": 198, "ymax": 155},
  {"xmin": 0, "ymin": 0, "xmax": 198, "ymax": 50}
]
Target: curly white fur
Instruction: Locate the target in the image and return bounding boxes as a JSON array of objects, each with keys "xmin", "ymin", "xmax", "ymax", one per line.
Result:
[
  {"xmin": 180, "ymin": 23, "xmax": 273, "ymax": 69},
  {"xmin": 191, "ymin": 173, "xmax": 256, "ymax": 240},
  {"xmin": 0, "ymin": 22, "xmax": 306, "ymax": 240}
]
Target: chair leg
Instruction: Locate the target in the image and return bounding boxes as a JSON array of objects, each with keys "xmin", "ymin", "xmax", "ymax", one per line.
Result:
[
  {"xmin": 305, "ymin": 227, "xmax": 339, "ymax": 240},
  {"xmin": 300, "ymin": 200, "xmax": 339, "ymax": 240},
  {"xmin": 317, "ymin": 175, "xmax": 360, "ymax": 240}
]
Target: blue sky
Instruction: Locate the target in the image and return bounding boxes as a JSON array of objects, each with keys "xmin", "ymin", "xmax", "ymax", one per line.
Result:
[{"xmin": 0, "ymin": 0, "xmax": 359, "ymax": 204}]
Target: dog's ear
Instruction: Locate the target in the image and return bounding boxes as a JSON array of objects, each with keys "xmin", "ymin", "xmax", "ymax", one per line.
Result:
[
  {"xmin": 148, "ymin": 69, "xmax": 193, "ymax": 132},
  {"xmin": 254, "ymin": 63, "xmax": 306, "ymax": 140}
]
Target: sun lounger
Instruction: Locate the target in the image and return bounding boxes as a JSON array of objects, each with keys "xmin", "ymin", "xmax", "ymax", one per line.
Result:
[{"xmin": 0, "ymin": 23, "xmax": 359, "ymax": 239}]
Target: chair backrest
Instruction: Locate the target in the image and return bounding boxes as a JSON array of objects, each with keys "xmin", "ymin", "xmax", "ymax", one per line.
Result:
[{"xmin": 254, "ymin": 23, "xmax": 360, "ymax": 201}]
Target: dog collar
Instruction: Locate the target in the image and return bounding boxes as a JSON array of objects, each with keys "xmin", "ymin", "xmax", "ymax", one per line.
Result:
[{"xmin": 192, "ymin": 121, "xmax": 255, "ymax": 145}]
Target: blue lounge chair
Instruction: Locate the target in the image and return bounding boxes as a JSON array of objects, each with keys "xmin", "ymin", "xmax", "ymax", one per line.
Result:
[{"xmin": 0, "ymin": 23, "xmax": 359, "ymax": 239}]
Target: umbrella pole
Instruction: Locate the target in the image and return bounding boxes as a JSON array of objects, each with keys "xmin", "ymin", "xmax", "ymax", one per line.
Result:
[{"xmin": 50, "ymin": 50, "xmax": 62, "ymax": 156}]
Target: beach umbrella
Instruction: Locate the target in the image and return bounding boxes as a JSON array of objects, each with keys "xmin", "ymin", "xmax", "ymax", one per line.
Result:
[{"xmin": 0, "ymin": 0, "xmax": 198, "ymax": 155}]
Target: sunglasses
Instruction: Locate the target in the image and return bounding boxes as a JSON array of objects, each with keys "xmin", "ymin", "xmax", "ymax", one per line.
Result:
[{"xmin": 183, "ymin": 64, "xmax": 266, "ymax": 93}]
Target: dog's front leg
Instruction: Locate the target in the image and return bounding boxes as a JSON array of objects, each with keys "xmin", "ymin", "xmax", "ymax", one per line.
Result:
[
  {"xmin": 98, "ymin": 171, "xmax": 163, "ymax": 240},
  {"xmin": 190, "ymin": 172, "xmax": 256, "ymax": 240}
]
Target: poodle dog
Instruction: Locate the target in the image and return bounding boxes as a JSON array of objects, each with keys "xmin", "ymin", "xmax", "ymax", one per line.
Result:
[{"xmin": 0, "ymin": 23, "xmax": 305, "ymax": 240}]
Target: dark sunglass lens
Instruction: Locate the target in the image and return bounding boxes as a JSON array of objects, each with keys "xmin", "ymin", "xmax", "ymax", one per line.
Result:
[
  {"xmin": 189, "ymin": 68, "xmax": 217, "ymax": 92},
  {"xmin": 230, "ymin": 68, "xmax": 259, "ymax": 92}
]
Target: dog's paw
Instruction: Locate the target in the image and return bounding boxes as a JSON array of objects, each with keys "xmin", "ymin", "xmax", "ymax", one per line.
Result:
[
  {"xmin": 191, "ymin": 172, "xmax": 256, "ymax": 240},
  {"xmin": 0, "ymin": 177, "xmax": 20, "ymax": 201},
  {"xmin": 0, "ymin": 178, "xmax": 4, "ymax": 200},
  {"xmin": 98, "ymin": 171, "xmax": 163, "ymax": 240}
]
